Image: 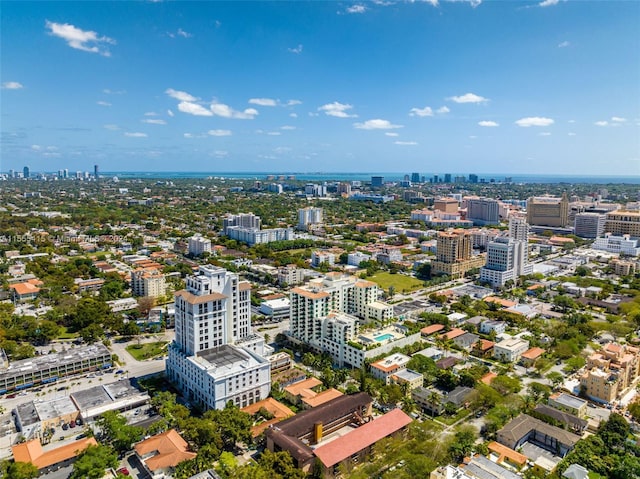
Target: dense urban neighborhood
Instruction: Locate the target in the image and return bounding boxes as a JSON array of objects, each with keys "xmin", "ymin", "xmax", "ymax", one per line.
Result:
[{"xmin": 1, "ymin": 172, "xmax": 640, "ymax": 479}]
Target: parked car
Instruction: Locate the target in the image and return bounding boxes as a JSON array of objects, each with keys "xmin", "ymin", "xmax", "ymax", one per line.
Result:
[
  {"xmin": 62, "ymin": 424, "xmax": 69, "ymax": 430},
  {"xmin": 117, "ymin": 467, "xmax": 130, "ymax": 476}
]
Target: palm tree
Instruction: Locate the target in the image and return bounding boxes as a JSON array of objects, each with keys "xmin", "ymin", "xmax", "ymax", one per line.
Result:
[{"xmin": 428, "ymin": 391, "xmax": 441, "ymax": 418}]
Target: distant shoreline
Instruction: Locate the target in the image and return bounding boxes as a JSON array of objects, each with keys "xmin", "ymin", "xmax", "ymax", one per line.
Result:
[{"xmin": 99, "ymin": 172, "xmax": 640, "ymax": 184}]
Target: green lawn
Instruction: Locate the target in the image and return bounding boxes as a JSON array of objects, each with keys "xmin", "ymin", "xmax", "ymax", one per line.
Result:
[
  {"xmin": 125, "ymin": 341, "xmax": 168, "ymax": 361},
  {"xmin": 57, "ymin": 326, "xmax": 79, "ymax": 339},
  {"xmin": 366, "ymin": 272, "xmax": 424, "ymax": 293}
]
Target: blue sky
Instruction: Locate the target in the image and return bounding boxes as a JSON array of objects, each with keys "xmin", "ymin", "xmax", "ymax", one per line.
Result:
[{"xmin": 1, "ymin": 0, "xmax": 639, "ymax": 175}]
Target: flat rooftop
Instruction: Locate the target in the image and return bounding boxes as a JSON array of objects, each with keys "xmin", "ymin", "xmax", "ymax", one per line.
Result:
[
  {"xmin": 34, "ymin": 396, "xmax": 77, "ymax": 421},
  {"xmin": 71, "ymin": 380, "xmax": 147, "ymax": 411},
  {"xmin": 551, "ymin": 393, "xmax": 587, "ymax": 410},
  {"xmin": 0, "ymin": 343, "xmax": 111, "ymax": 379}
]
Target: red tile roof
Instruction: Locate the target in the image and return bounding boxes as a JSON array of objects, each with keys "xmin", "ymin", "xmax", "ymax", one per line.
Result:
[
  {"xmin": 521, "ymin": 347, "xmax": 545, "ymax": 360},
  {"xmin": 313, "ymin": 409, "xmax": 412, "ymax": 468},
  {"xmin": 13, "ymin": 438, "xmax": 98, "ymax": 470},
  {"xmin": 421, "ymin": 324, "xmax": 445, "ymax": 335},
  {"xmin": 134, "ymin": 429, "xmax": 196, "ymax": 471}
]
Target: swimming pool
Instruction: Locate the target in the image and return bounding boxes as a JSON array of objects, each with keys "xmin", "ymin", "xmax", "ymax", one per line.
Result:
[{"xmin": 375, "ymin": 333, "xmax": 394, "ymax": 342}]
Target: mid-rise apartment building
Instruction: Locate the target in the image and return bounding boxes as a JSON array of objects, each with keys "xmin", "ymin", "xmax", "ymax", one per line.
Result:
[
  {"xmin": 431, "ymin": 229, "xmax": 486, "ymax": 279},
  {"xmin": 580, "ymin": 342, "xmax": 640, "ymax": 404},
  {"xmin": 223, "ymin": 213, "xmax": 262, "ymax": 233},
  {"xmin": 298, "ymin": 207, "xmax": 323, "ymax": 230},
  {"xmin": 130, "ymin": 268, "xmax": 166, "ymax": 298},
  {"xmin": 188, "ymin": 234, "xmax": 212, "ymax": 256}
]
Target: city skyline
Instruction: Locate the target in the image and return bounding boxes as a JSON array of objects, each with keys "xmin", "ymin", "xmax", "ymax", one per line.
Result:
[{"xmin": 1, "ymin": 1, "xmax": 639, "ymax": 174}]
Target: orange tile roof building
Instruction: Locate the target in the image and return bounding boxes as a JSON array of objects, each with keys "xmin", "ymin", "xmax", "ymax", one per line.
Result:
[
  {"xmin": 134, "ymin": 429, "xmax": 196, "ymax": 474},
  {"xmin": 241, "ymin": 398, "xmax": 294, "ymax": 437},
  {"xmin": 13, "ymin": 437, "xmax": 98, "ymax": 471}
]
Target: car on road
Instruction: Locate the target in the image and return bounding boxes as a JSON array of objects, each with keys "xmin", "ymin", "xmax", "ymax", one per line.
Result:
[
  {"xmin": 115, "ymin": 370, "xmax": 125, "ymax": 375},
  {"xmin": 62, "ymin": 423, "xmax": 69, "ymax": 430},
  {"xmin": 6, "ymin": 394, "xmax": 16, "ymax": 399},
  {"xmin": 70, "ymin": 421, "xmax": 76, "ymax": 428}
]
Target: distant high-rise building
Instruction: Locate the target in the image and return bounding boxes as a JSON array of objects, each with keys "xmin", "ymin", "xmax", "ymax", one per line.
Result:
[
  {"xmin": 94, "ymin": 164, "xmax": 99, "ymax": 179},
  {"xmin": 480, "ymin": 217, "xmax": 532, "ymax": 288},
  {"xmin": 433, "ymin": 175, "xmax": 439, "ymax": 183},
  {"xmin": 63, "ymin": 169, "xmax": 68, "ymax": 178},
  {"xmin": 508, "ymin": 217, "xmax": 529, "ymax": 242},
  {"xmin": 336, "ymin": 182, "xmax": 351, "ymax": 195},
  {"xmin": 526, "ymin": 193, "xmax": 569, "ymax": 227},
  {"xmin": 444, "ymin": 173, "xmax": 452, "ymax": 183},
  {"xmin": 411, "ymin": 172, "xmax": 420, "ymax": 183},
  {"xmin": 9, "ymin": 169, "xmax": 14, "ymax": 178},
  {"xmin": 575, "ymin": 213, "xmax": 606, "ymax": 239},
  {"xmin": 223, "ymin": 213, "xmax": 262, "ymax": 234},
  {"xmin": 371, "ymin": 176, "xmax": 384, "ymax": 188},
  {"xmin": 469, "ymin": 174, "xmax": 478, "ymax": 184},
  {"xmin": 466, "ymin": 198, "xmax": 500, "ymax": 225},
  {"xmin": 604, "ymin": 210, "xmax": 640, "ymax": 237},
  {"xmin": 23, "ymin": 166, "xmax": 30, "ymax": 178},
  {"xmin": 298, "ymin": 207, "xmax": 323, "ymax": 230}
]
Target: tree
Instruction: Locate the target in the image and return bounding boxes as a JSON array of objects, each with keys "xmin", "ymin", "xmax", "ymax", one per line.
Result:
[
  {"xmin": 96, "ymin": 411, "xmax": 143, "ymax": 453},
  {"xmin": 70, "ymin": 445, "xmax": 118, "ymax": 479},
  {"xmin": 137, "ymin": 296, "xmax": 155, "ymax": 316},
  {"xmin": 546, "ymin": 371, "xmax": 564, "ymax": 389},
  {"xmin": 0, "ymin": 460, "xmax": 38, "ymax": 479}
]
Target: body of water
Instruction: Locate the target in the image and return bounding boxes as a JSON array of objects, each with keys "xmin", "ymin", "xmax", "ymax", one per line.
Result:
[{"xmin": 103, "ymin": 171, "xmax": 640, "ymax": 184}]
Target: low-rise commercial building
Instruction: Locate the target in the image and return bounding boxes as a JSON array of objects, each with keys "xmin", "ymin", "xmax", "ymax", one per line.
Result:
[
  {"xmin": 70, "ymin": 381, "xmax": 150, "ymax": 421},
  {"xmin": 12, "ymin": 437, "xmax": 98, "ymax": 473},
  {"xmin": 0, "ymin": 343, "xmax": 112, "ymax": 394}
]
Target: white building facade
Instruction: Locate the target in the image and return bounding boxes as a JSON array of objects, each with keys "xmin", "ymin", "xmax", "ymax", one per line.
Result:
[{"xmin": 166, "ymin": 266, "xmax": 271, "ymax": 410}]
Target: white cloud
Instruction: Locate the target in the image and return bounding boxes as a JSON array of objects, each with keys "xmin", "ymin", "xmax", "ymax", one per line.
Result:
[
  {"xmin": 144, "ymin": 112, "xmax": 158, "ymax": 116},
  {"xmin": 423, "ymin": 0, "xmax": 439, "ymax": 6},
  {"xmin": 96, "ymin": 101, "xmax": 111, "ymax": 107},
  {"xmin": 211, "ymin": 103, "xmax": 258, "ymax": 119},
  {"xmin": 385, "ymin": 132, "xmax": 399, "ymax": 137},
  {"xmin": 177, "ymin": 28, "xmax": 192, "ymax": 38},
  {"xmin": 2, "ymin": 81, "xmax": 23, "ymax": 89},
  {"xmin": 448, "ymin": 93, "xmax": 489, "ymax": 104},
  {"xmin": 539, "ymin": 132, "xmax": 552, "ymax": 136},
  {"xmin": 178, "ymin": 101, "xmax": 213, "ymax": 116},
  {"xmin": 165, "ymin": 88, "xmax": 198, "ymax": 102},
  {"xmin": 354, "ymin": 119, "xmax": 403, "ymax": 130},
  {"xmin": 183, "ymin": 133, "xmax": 205, "ymax": 139},
  {"xmin": 346, "ymin": 4, "xmax": 367, "ymax": 13},
  {"xmin": 167, "ymin": 109, "xmax": 174, "ymax": 117},
  {"xmin": 103, "ymin": 124, "xmax": 120, "ymax": 130},
  {"xmin": 539, "ymin": 0, "xmax": 559, "ymax": 6},
  {"xmin": 142, "ymin": 119, "xmax": 167, "ymax": 125},
  {"xmin": 611, "ymin": 117, "xmax": 627, "ymax": 123},
  {"xmin": 594, "ymin": 121, "xmax": 608, "ymax": 126},
  {"xmin": 478, "ymin": 120, "xmax": 499, "ymax": 127},
  {"xmin": 208, "ymin": 129, "xmax": 232, "ymax": 136},
  {"xmin": 558, "ymin": 40, "xmax": 570, "ymax": 48},
  {"xmin": 267, "ymin": 132, "xmax": 282, "ymax": 136},
  {"xmin": 286, "ymin": 99, "xmax": 302, "ymax": 106},
  {"xmin": 124, "ymin": 132, "xmax": 147, "ymax": 137},
  {"xmin": 45, "ymin": 20, "xmax": 115, "ymax": 56},
  {"xmin": 515, "ymin": 117, "xmax": 554, "ymax": 127},
  {"xmin": 446, "ymin": 0, "xmax": 482, "ymax": 7},
  {"xmin": 395, "ymin": 141, "xmax": 418, "ymax": 145},
  {"xmin": 281, "ymin": 125, "xmax": 296, "ymax": 130},
  {"xmin": 437, "ymin": 106, "xmax": 450, "ymax": 114},
  {"xmin": 249, "ymin": 98, "xmax": 278, "ymax": 107},
  {"xmin": 409, "ymin": 106, "xmax": 434, "ymax": 117},
  {"xmin": 469, "ymin": 135, "xmax": 477, "ymax": 139},
  {"xmin": 31, "ymin": 145, "xmax": 41, "ymax": 151},
  {"xmin": 103, "ymin": 88, "xmax": 125, "ymax": 94},
  {"xmin": 318, "ymin": 101, "xmax": 357, "ymax": 118},
  {"xmin": 568, "ymin": 119, "xmax": 576, "ymax": 123},
  {"xmin": 568, "ymin": 132, "xmax": 576, "ymax": 136},
  {"xmin": 290, "ymin": 113, "xmax": 298, "ymax": 118},
  {"xmin": 288, "ymin": 44, "xmax": 303, "ymax": 54}
]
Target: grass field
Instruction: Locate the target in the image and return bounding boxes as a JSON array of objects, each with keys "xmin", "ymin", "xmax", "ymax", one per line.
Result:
[
  {"xmin": 126, "ymin": 341, "xmax": 168, "ymax": 361},
  {"xmin": 366, "ymin": 272, "xmax": 424, "ymax": 293},
  {"xmin": 57, "ymin": 326, "xmax": 79, "ymax": 339}
]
